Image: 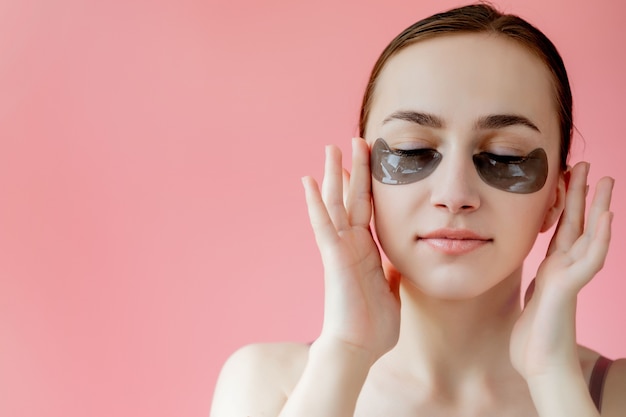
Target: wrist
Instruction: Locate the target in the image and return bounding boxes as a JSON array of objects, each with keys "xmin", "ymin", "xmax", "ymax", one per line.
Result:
[
  {"xmin": 310, "ymin": 337, "xmax": 377, "ymax": 371},
  {"xmin": 277, "ymin": 338, "xmax": 373, "ymax": 417},
  {"xmin": 526, "ymin": 367, "xmax": 599, "ymax": 417}
]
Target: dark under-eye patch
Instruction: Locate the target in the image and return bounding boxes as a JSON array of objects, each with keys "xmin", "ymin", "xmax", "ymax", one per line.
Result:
[
  {"xmin": 472, "ymin": 149, "xmax": 548, "ymax": 193},
  {"xmin": 370, "ymin": 138, "xmax": 442, "ymax": 185},
  {"xmin": 371, "ymin": 138, "xmax": 549, "ymax": 193}
]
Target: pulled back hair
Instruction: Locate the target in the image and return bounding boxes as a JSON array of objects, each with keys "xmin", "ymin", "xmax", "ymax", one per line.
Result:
[{"xmin": 359, "ymin": 3, "xmax": 572, "ymax": 171}]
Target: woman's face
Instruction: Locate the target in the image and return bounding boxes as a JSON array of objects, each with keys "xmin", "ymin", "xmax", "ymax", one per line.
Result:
[{"xmin": 365, "ymin": 33, "xmax": 565, "ymax": 300}]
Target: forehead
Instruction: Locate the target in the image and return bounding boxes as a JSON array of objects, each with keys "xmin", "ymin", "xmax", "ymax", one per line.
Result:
[{"xmin": 366, "ymin": 33, "xmax": 558, "ymax": 141}]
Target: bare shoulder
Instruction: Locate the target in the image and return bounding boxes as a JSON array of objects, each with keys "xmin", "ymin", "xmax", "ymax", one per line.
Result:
[
  {"xmin": 602, "ymin": 357, "xmax": 626, "ymax": 417},
  {"xmin": 210, "ymin": 342, "xmax": 310, "ymax": 417}
]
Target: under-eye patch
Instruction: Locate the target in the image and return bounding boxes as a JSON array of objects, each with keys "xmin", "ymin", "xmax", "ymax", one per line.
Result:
[
  {"xmin": 370, "ymin": 138, "xmax": 442, "ymax": 185},
  {"xmin": 370, "ymin": 138, "xmax": 549, "ymax": 193},
  {"xmin": 472, "ymin": 149, "xmax": 548, "ymax": 193}
]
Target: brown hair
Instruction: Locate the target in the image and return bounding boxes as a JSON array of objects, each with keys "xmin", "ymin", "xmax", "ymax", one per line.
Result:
[{"xmin": 359, "ymin": 3, "xmax": 572, "ymax": 171}]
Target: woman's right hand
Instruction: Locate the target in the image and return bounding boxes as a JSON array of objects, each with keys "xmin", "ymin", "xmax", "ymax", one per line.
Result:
[{"xmin": 301, "ymin": 138, "xmax": 402, "ymax": 365}]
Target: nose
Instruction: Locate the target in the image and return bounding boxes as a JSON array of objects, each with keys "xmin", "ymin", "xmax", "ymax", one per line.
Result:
[{"xmin": 429, "ymin": 151, "xmax": 481, "ymax": 213}]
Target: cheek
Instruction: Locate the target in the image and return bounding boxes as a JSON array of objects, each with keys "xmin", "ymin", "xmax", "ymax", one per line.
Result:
[
  {"xmin": 372, "ymin": 183, "xmax": 420, "ymax": 252},
  {"xmin": 538, "ymin": 170, "xmax": 564, "ymax": 231},
  {"xmin": 372, "ymin": 184, "xmax": 393, "ymax": 240},
  {"xmin": 504, "ymin": 184, "xmax": 558, "ymax": 236}
]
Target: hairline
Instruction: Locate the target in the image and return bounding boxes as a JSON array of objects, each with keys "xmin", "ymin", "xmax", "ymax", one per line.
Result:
[
  {"xmin": 364, "ymin": 30, "xmax": 561, "ymax": 133},
  {"xmin": 360, "ymin": 28, "xmax": 570, "ymax": 170}
]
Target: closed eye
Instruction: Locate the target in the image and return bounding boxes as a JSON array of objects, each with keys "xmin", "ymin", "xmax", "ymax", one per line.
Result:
[
  {"xmin": 393, "ymin": 148, "xmax": 439, "ymax": 157},
  {"xmin": 478, "ymin": 152, "xmax": 528, "ymax": 164}
]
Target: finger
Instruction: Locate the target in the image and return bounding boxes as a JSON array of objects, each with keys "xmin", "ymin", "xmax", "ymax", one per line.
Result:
[
  {"xmin": 567, "ymin": 176, "xmax": 614, "ymax": 261},
  {"xmin": 342, "ymin": 168, "xmax": 350, "ymax": 208},
  {"xmin": 546, "ymin": 162, "xmax": 588, "ymax": 255},
  {"xmin": 321, "ymin": 145, "xmax": 350, "ymax": 231},
  {"xmin": 569, "ymin": 210, "xmax": 613, "ymax": 289},
  {"xmin": 302, "ymin": 176, "xmax": 340, "ymax": 248},
  {"xmin": 583, "ymin": 176, "xmax": 614, "ymax": 240},
  {"xmin": 584, "ymin": 210, "xmax": 613, "ymax": 272},
  {"xmin": 346, "ymin": 137, "xmax": 373, "ymax": 228}
]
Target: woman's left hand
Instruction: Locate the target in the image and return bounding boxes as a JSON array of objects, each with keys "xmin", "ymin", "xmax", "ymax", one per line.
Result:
[{"xmin": 510, "ymin": 161, "xmax": 614, "ymax": 380}]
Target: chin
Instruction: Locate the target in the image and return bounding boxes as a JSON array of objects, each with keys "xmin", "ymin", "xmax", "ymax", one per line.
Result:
[
  {"xmin": 401, "ymin": 273, "xmax": 491, "ymax": 301},
  {"xmin": 403, "ymin": 262, "xmax": 521, "ymax": 300}
]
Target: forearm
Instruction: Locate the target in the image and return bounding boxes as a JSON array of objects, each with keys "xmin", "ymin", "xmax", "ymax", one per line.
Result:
[
  {"xmin": 278, "ymin": 339, "xmax": 373, "ymax": 417},
  {"xmin": 527, "ymin": 367, "xmax": 600, "ymax": 417}
]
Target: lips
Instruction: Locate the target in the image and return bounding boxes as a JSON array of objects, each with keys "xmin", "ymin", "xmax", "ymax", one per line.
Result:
[{"xmin": 418, "ymin": 228, "xmax": 492, "ymax": 255}]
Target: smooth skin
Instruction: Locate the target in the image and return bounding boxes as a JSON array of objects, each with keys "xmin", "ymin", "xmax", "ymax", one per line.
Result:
[{"xmin": 211, "ymin": 34, "xmax": 626, "ymax": 417}]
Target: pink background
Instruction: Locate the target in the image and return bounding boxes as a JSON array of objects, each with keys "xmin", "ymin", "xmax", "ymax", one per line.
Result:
[{"xmin": 0, "ymin": 0, "xmax": 624, "ymax": 416}]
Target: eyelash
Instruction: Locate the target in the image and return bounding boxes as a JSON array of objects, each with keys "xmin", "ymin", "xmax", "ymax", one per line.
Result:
[
  {"xmin": 393, "ymin": 148, "xmax": 439, "ymax": 156},
  {"xmin": 479, "ymin": 152, "xmax": 527, "ymax": 164},
  {"xmin": 393, "ymin": 148, "xmax": 528, "ymax": 164}
]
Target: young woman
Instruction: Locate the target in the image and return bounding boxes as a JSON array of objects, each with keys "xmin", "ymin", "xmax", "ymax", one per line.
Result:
[{"xmin": 211, "ymin": 4, "xmax": 625, "ymax": 416}]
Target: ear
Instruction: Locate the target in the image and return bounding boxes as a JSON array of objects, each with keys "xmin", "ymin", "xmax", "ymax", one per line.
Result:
[{"xmin": 540, "ymin": 167, "xmax": 568, "ymax": 232}]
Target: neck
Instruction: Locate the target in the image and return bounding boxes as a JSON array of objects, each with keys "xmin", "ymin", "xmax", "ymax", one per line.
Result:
[{"xmin": 383, "ymin": 268, "xmax": 524, "ymax": 383}]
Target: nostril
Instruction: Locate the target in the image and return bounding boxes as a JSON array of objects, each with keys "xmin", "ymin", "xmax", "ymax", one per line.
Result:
[{"xmin": 434, "ymin": 202, "xmax": 478, "ymax": 214}]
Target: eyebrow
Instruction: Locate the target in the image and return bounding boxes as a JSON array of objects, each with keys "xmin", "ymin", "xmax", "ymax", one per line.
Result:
[
  {"xmin": 382, "ymin": 110, "xmax": 444, "ymax": 128},
  {"xmin": 382, "ymin": 110, "xmax": 541, "ymax": 133},
  {"xmin": 475, "ymin": 114, "xmax": 541, "ymax": 133}
]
